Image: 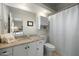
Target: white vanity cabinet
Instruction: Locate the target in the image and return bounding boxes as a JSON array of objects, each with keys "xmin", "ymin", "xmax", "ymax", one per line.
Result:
[
  {"xmin": 27, "ymin": 42, "xmax": 37, "ymax": 56},
  {"xmin": 13, "ymin": 42, "xmax": 37, "ymax": 56},
  {"xmin": 13, "ymin": 44, "xmax": 28, "ymax": 56},
  {"xmin": 0, "ymin": 48, "xmax": 13, "ymax": 56},
  {"xmin": 36, "ymin": 40, "xmax": 44, "ymax": 56},
  {"xmin": 27, "ymin": 40, "xmax": 44, "ymax": 56},
  {"xmin": 0, "ymin": 39, "xmax": 45, "ymax": 56},
  {"xmin": 13, "ymin": 40, "xmax": 44, "ymax": 56}
]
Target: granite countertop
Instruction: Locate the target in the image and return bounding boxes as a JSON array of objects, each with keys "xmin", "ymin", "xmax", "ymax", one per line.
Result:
[{"xmin": 0, "ymin": 36, "xmax": 41, "ymax": 49}]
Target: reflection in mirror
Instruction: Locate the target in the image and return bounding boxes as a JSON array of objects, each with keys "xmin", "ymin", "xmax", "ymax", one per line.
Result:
[
  {"xmin": 11, "ymin": 17, "xmax": 23, "ymax": 36},
  {"xmin": 14, "ymin": 17, "xmax": 23, "ymax": 32}
]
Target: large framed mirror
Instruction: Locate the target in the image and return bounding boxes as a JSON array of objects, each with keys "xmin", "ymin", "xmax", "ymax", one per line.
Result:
[{"xmin": 8, "ymin": 6, "xmax": 24, "ymax": 36}]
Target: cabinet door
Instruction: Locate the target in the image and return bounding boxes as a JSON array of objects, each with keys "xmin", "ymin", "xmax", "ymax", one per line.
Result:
[
  {"xmin": 27, "ymin": 42, "xmax": 37, "ymax": 56},
  {"xmin": 13, "ymin": 44, "xmax": 28, "ymax": 56},
  {"xmin": 40, "ymin": 16, "xmax": 48, "ymax": 26},
  {"xmin": 0, "ymin": 48, "xmax": 12, "ymax": 56},
  {"xmin": 36, "ymin": 40, "xmax": 44, "ymax": 56}
]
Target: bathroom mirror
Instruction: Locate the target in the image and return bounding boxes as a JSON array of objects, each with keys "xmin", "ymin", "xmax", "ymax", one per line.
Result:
[
  {"xmin": 11, "ymin": 17, "xmax": 23, "ymax": 36},
  {"xmin": 8, "ymin": 6, "xmax": 24, "ymax": 36}
]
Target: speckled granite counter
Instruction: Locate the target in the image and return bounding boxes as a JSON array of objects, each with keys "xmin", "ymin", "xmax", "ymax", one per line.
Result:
[{"xmin": 0, "ymin": 36, "xmax": 41, "ymax": 49}]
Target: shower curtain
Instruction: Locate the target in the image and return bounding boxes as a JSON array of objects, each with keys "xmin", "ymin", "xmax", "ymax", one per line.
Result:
[{"xmin": 49, "ymin": 5, "xmax": 79, "ymax": 56}]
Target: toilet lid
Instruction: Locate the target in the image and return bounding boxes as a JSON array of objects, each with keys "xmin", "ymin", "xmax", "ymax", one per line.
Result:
[{"xmin": 44, "ymin": 43, "xmax": 55, "ymax": 48}]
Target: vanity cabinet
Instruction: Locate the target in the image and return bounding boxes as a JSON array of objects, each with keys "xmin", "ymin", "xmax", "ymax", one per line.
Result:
[
  {"xmin": 36, "ymin": 40, "xmax": 44, "ymax": 56},
  {"xmin": 13, "ymin": 44, "xmax": 28, "ymax": 56},
  {"xmin": 13, "ymin": 42, "xmax": 37, "ymax": 56},
  {"xmin": 27, "ymin": 42, "xmax": 37, "ymax": 56},
  {"xmin": 0, "ymin": 48, "xmax": 12, "ymax": 56},
  {"xmin": 13, "ymin": 40, "xmax": 44, "ymax": 56},
  {"xmin": 0, "ymin": 39, "xmax": 45, "ymax": 56},
  {"xmin": 27, "ymin": 40, "xmax": 45, "ymax": 56},
  {"xmin": 28, "ymin": 40, "xmax": 44, "ymax": 56}
]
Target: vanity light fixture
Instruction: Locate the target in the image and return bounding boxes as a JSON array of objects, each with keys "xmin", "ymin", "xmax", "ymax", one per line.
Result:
[{"xmin": 27, "ymin": 21, "xmax": 33, "ymax": 26}]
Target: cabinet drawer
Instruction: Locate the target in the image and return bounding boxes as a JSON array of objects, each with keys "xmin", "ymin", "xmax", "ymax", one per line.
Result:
[
  {"xmin": 0, "ymin": 48, "xmax": 12, "ymax": 56},
  {"xmin": 13, "ymin": 44, "xmax": 28, "ymax": 56}
]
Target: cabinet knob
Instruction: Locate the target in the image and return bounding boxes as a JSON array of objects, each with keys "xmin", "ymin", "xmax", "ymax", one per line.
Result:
[
  {"xmin": 2, "ymin": 51, "xmax": 7, "ymax": 53},
  {"xmin": 25, "ymin": 47, "xmax": 27, "ymax": 49},
  {"xmin": 28, "ymin": 46, "xmax": 30, "ymax": 48},
  {"xmin": 37, "ymin": 48, "xmax": 39, "ymax": 50}
]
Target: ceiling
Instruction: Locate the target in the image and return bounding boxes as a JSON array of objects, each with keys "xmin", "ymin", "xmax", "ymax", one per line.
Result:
[
  {"xmin": 5, "ymin": 3, "xmax": 78, "ymax": 16},
  {"xmin": 5, "ymin": 3, "xmax": 53, "ymax": 17},
  {"xmin": 43, "ymin": 3, "xmax": 78, "ymax": 12}
]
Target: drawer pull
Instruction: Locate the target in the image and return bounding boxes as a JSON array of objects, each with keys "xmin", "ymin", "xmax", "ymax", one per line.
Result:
[
  {"xmin": 25, "ymin": 47, "xmax": 27, "ymax": 49},
  {"xmin": 28, "ymin": 46, "xmax": 29, "ymax": 48},
  {"xmin": 37, "ymin": 48, "xmax": 39, "ymax": 50},
  {"xmin": 2, "ymin": 51, "xmax": 7, "ymax": 53}
]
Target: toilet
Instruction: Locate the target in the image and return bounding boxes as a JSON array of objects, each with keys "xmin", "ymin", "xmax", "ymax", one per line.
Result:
[{"xmin": 44, "ymin": 43, "xmax": 55, "ymax": 56}]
